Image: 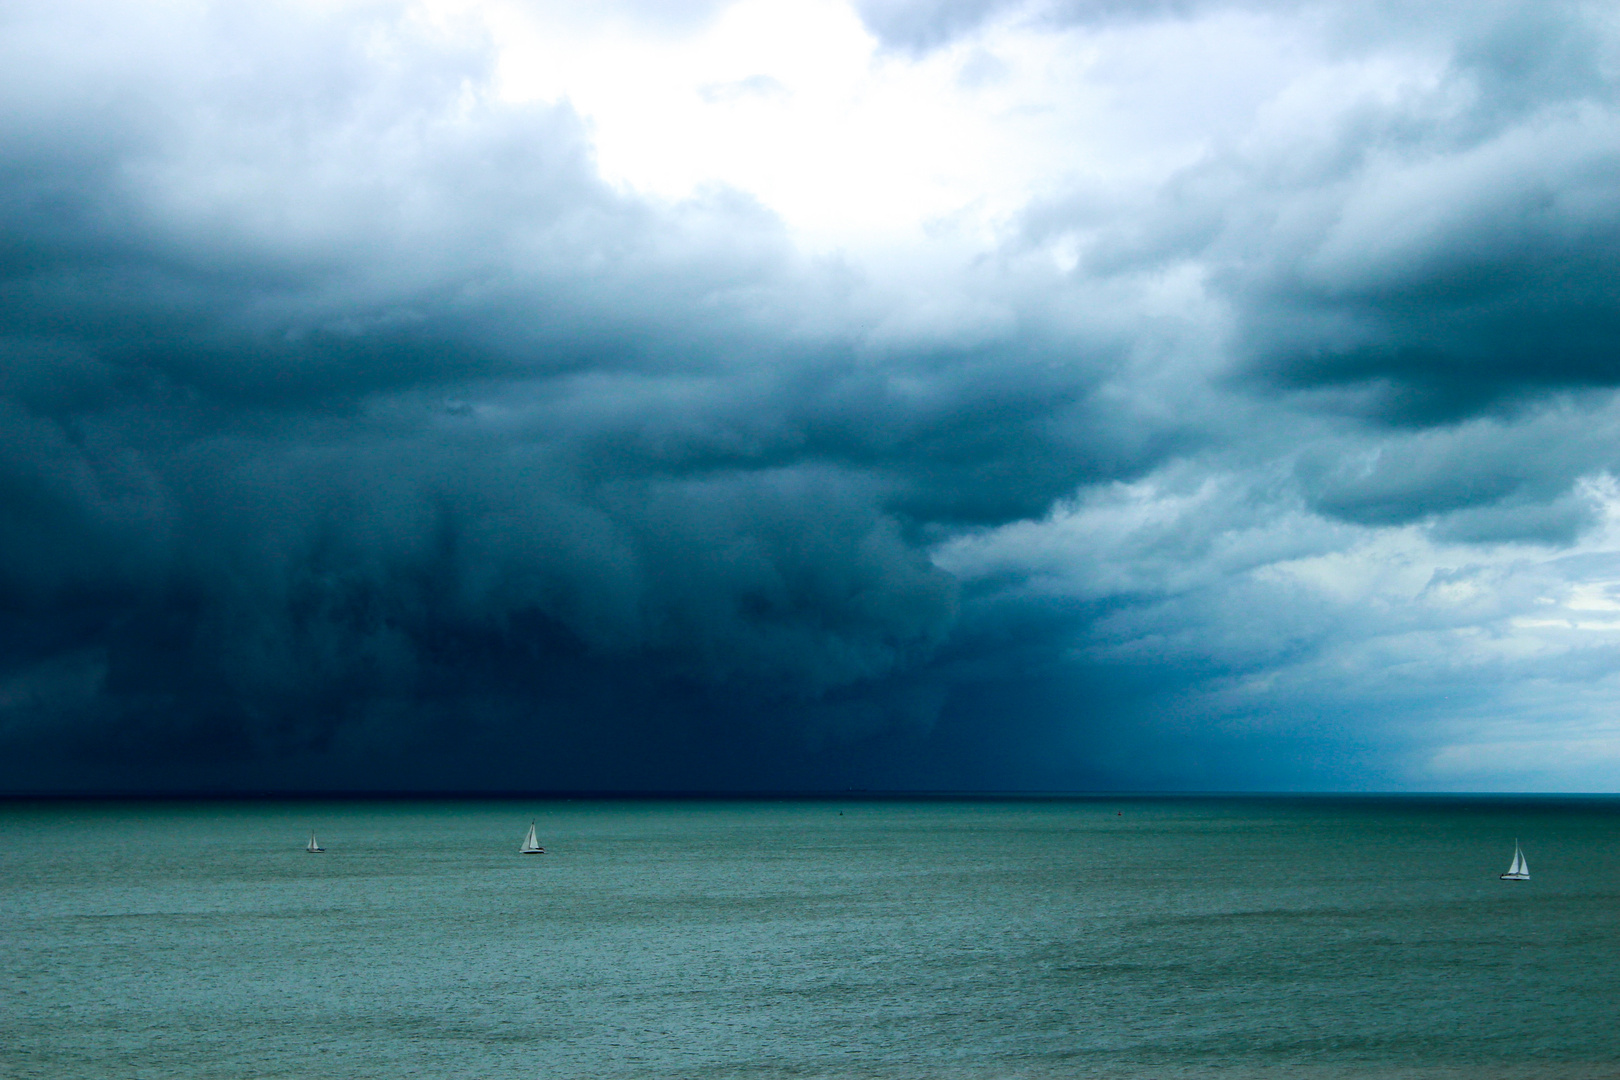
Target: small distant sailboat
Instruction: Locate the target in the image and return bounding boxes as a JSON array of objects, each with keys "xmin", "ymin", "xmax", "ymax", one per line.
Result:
[
  {"xmin": 306, "ymin": 832, "xmax": 325, "ymax": 853},
  {"xmin": 520, "ymin": 821, "xmax": 546, "ymax": 855},
  {"xmin": 1500, "ymin": 840, "xmax": 1528, "ymax": 880}
]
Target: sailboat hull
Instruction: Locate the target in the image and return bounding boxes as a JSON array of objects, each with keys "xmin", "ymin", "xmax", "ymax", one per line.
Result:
[{"xmin": 1500, "ymin": 872, "xmax": 1528, "ymax": 880}]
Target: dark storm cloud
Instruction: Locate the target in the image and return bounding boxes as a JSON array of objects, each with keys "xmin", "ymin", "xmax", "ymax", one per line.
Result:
[
  {"xmin": 1291, "ymin": 406, "xmax": 1620, "ymax": 541},
  {"xmin": 1051, "ymin": 0, "xmax": 1620, "ymax": 423},
  {"xmin": 995, "ymin": 0, "xmax": 1620, "ymax": 530},
  {"xmin": 4, "ymin": 0, "xmax": 1619, "ymax": 792},
  {"xmin": 0, "ymin": 0, "xmax": 1186, "ymax": 790},
  {"xmin": 1230, "ymin": 114, "xmax": 1620, "ymax": 424},
  {"xmin": 945, "ymin": 0, "xmax": 1620, "ymax": 789}
]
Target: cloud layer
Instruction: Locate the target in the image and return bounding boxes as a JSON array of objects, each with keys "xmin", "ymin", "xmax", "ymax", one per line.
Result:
[{"xmin": 2, "ymin": 0, "xmax": 1618, "ymax": 791}]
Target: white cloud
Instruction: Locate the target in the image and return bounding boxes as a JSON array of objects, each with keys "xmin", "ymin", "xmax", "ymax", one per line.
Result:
[
  {"xmin": 456, "ymin": 0, "xmax": 1406, "ymax": 260},
  {"xmin": 938, "ymin": 467, "xmax": 1620, "ymax": 789}
]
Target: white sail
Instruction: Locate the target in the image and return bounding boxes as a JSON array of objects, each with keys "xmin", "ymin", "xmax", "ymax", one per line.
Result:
[
  {"xmin": 521, "ymin": 822, "xmax": 544, "ymax": 853},
  {"xmin": 1501, "ymin": 842, "xmax": 1528, "ymax": 879},
  {"xmin": 306, "ymin": 833, "xmax": 323, "ymax": 853}
]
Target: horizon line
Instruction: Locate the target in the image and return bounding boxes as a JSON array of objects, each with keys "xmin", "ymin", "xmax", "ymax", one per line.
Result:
[{"xmin": 3, "ymin": 789, "xmax": 1618, "ymax": 802}]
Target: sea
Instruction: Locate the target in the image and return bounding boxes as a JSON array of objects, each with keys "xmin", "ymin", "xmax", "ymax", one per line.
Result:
[{"xmin": 3, "ymin": 796, "xmax": 1619, "ymax": 1079}]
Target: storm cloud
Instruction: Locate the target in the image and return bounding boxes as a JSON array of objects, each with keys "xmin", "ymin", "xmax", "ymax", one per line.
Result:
[{"xmin": 2, "ymin": 0, "xmax": 1619, "ymax": 792}]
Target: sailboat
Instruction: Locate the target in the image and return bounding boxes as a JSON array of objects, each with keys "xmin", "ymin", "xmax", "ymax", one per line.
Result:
[
  {"xmin": 306, "ymin": 832, "xmax": 325, "ymax": 853},
  {"xmin": 1500, "ymin": 840, "xmax": 1528, "ymax": 880},
  {"xmin": 520, "ymin": 821, "xmax": 546, "ymax": 855}
]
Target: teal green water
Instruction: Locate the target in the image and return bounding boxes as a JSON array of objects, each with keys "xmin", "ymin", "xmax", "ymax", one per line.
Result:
[{"xmin": 3, "ymin": 798, "xmax": 1619, "ymax": 1079}]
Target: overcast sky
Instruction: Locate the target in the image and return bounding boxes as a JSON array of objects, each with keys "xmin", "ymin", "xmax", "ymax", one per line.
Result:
[{"xmin": 2, "ymin": 0, "xmax": 1618, "ymax": 793}]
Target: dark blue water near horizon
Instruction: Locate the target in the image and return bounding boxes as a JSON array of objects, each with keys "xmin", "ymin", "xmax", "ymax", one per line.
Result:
[{"xmin": 4, "ymin": 795, "xmax": 1619, "ymax": 1079}]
